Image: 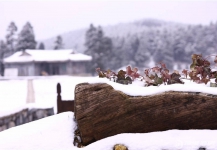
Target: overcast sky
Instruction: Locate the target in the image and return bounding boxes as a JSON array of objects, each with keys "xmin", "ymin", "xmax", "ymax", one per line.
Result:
[{"xmin": 1, "ymin": 0, "xmax": 217, "ymax": 41}]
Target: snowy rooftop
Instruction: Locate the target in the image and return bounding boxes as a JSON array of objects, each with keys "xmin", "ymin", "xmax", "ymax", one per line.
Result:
[{"xmin": 3, "ymin": 49, "xmax": 92, "ymax": 63}]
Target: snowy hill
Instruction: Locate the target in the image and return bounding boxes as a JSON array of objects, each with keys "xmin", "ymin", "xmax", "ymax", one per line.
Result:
[{"xmin": 40, "ymin": 19, "xmax": 179, "ymax": 52}]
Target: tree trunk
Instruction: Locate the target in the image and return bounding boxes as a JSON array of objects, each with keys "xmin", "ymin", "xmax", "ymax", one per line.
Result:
[{"xmin": 74, "ymin": 83, "xmax": 217, "ymax": 145}]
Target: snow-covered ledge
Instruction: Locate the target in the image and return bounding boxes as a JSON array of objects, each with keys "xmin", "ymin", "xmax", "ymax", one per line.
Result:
[{"xmin": 88, "ymin": 78, "xmax": 217, "ymax": 96}]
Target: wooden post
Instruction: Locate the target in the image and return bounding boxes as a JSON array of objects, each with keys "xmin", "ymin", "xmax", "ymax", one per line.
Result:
[
  {"xmin": 57, "ymin": 83, "xmax": 74, "ymax": 114},
  {"xmin": 57, "ymin": 83, "xmax": 62, "ymax": 114}
]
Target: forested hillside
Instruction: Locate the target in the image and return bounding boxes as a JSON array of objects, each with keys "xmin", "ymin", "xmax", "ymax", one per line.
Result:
[{"xmin": 42, "ymin": 19, "xmax": 217, "ymax": 71}]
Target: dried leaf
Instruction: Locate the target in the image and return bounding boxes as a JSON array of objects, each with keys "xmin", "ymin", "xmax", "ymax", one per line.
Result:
[
  {"xmin": 164, "ymin": 69, "xmax": 169, "ymax": 74},
  {"xmin": 214, "ymin": 56, "xmax": 217, "ymax": 64},
  {"xmin": 182, "ymin": 69, "xmax": 188, "ymax": 78},
  {"xmin": 168, "ymin": 73, "xmax": 183, "ymax": 85},
  {"xmin": 126, "ymin": 66, "xmax": 132, "ymax": 75},
  {"xmin": 152, "ymin": 66, "xmax": 160, "ymax": 73},
  {"xmin": 126, "ymin": 66, "xmax": 140, "ymax": 80},
  {"xmin": 96, "ymin": 68, "xmax": 106, "ymax": 78},
  {"xmin": 191, "ymin": 54, "xmax": 198, "ymax": 60},
  {"xmin": 144, "ymin": 69, "xmax": 150, "ymax": 76},
  {"xmin": 197, "ymin": 59, "xmax": 204, "ymax": 66},
  {"xmin": 149, "ymin": 74, "xmax": 155, "ymax": 80},
  {"xmin": 117, "ymin": 70, "xmax": 126, "ymax": 80},
  {"xmin": 201, "ymin": 78, "xmax": 210, "ymax": 84},
  {"xmin": 192, "ymin": 54, "xmax": 202, "ymax": 60},
  {"xmin": 154, "ymin": 74, "xmax": 163, "ymax": 85},
  {"xmin": 160, "ymin": 62, "xmax": 166, "ymax": 68},
  {"xmin": 174, "ymin": 70, "xmax": 179, "ymax": 74},
  {"xmin": 133, "ymin": 67, "xmax": 138, "ymax": 72},
  {"xmin": 190, "ymin": 64, "xmax": 196, "ymax": 71},
  {"xmin": 204, "ymin": 60, "xmax": 210, "ymax": 67},
  {"xmin": 143, "ymin": 76, "xmax": 154, "ymax": 84},
  {"xmin": 192, "ymin": 76, "xmax": 200, "ymax": 82}
]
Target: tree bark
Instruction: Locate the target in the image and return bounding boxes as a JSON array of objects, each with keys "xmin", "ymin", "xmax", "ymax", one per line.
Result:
[{"xmin": 74, "ymin": 83, "xmax": 217, "ymax": 145}]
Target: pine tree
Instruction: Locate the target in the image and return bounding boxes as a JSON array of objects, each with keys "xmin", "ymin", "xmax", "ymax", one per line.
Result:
[
  {"xmin": 84, "ymin": 24, "xmax": 98, "ymax": 56},
  {"xmin": 54, "ymin": 35, "xmax": 64, "ymax": 50},
  {"xmin": 134, "ymin": 33, "xmax": 151, "ymax": 68},
  {"xmin": 109, "ymin": 37, "xmax": 125, "ymax": 70},
  {"xmin": 154, "ymin": 29, "xmax": 174, "ymax": 70},
  {"xmin": 0, "ymin": 40, "xmax": 7, "ymax": 75},
  {"xmin": 38, "ymin": 42, "xmax": 45, "ymax": 50},
  {"xmin": 84, "ymin": 24, "xmax": 112, "ymax": 74},
  {"xmin": 16, "ymin": 22, "xmax": 37, "ymax": 51},
  {"xmin": 0, "ymin": 40, "xmax": 7, "ymax": 57},
  {"xmin": 5, "ymin": 22, "xmax": 17, "ymax": 55}
]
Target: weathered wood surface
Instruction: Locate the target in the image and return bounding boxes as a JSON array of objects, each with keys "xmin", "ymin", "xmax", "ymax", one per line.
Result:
[
  {"xmin": 74, "ymin": 83, "xmax": 217, "ymax": 145},
  {"xmin": 57, "ymin": 83, "xmax": 74, "ymax": 114}
]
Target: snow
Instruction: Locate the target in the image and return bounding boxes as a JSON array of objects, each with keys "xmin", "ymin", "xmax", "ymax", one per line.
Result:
[
  {"xmin": 88, "ymin": 77, "xmax": 217, "ymax": 96},
  {"xmin": 4, "ymin": 68, "xmax": 18, "ymax": 77},
  {"xmin": 3, "ymin": 49, "xmax": 92, "ymax": 63},
  {"xmin": 0, "ymin": 79, "xmax": 27, "ymax": 117},
  {"xmin": 1, "ymin": 76, "xmax": 217, "ymax": 149},
  {"xmin": 0, "ymin": 76, "xmax": 95, "ymax": 116},
  {"xmin": 0, "ymin": 112, "xmax": 76, "ymax": 150},
  {"xmin": 1, "ymin": 76, "xmax": 217, "ymax": 117},
  {"xmin": 1, "ymin": 112, "xmax": 217, "ymax": 150}
]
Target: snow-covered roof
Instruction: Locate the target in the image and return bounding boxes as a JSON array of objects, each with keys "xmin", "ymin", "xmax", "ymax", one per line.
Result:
[{"xmin": 3, "ymin": 49, "xmax": 92, "ymax": 63}]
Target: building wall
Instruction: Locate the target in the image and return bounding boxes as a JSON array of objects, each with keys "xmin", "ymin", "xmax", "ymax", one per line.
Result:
[
  {"xmin": 4, "ymin": 61, "xmax": 90, "ymax": 76},
  {"xmin": 35, "ymin": 62, "xmax": 67, "ymax": 75},
  {"xmin": 66, "ymin": 61, "xmax": 72, "ymax": 75},
  {"xmin": 66, "ymin": 61, "xmax": 88, "ymax": 75},
  {"xmin": 34, "ymin": 63, "xmax": 41, "ymax": 76},
  {"xmin": 4, "ymin": 63, "xmax": 35, "ymax": 76},
  {"xmin": 59, "ymin": 63, "xmax": 67, "ymax": 75}
]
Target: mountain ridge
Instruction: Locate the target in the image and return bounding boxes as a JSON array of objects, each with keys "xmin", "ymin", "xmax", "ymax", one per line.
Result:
[{"xmin": 40, "ymin": 18, "xmax": 184, "ymax": 52}]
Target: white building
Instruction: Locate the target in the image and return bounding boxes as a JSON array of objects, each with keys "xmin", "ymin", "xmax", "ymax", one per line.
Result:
[{"xmin": 3, "ymin": 49, "xmax": 92, "ymax": 76}]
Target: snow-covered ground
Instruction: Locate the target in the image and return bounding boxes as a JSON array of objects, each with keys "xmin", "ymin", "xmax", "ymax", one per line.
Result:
[
  {"xmin": 0, "ymin": 76, "xmax": 94, "ymax": 116},
  {"xmin": 0, "ymin": 112, "xmax": 217, "ymax": 150},
  {"xmin": 1, "ymin": 76, "xmax": 217, "ymax": 150},
  {"xmin": 0, "ymin": 75, "xmax": 216, "ymax": 116}
]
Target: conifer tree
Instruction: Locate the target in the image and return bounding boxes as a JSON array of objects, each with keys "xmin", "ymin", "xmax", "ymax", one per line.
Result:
[
  {"xmin": 16, "ymin": 22, "xmax": 37, "ymax": 51},
  {"xmin": 5, "ymin": 22, "xmax": 17, "ymax": 55},
  {"xmin": 38, "ymin": 42, "xmax": 45, "ymax": 50},
  {"xmin": 84, "ymin": 24, "xmax": 112, "ymax": 74},
  {"xmin": 54, "ymin": 35, "xmax": 64, "ymax": 50},
  {"xmin": 0, "ymin": 40, "xmax": 7, "ymax": 75}
]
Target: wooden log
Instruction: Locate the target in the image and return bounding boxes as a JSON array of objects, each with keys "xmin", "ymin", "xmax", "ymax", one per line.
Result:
[{"xmin": 74, "ymin": 83, "xmax": 217, "ymax": 145}]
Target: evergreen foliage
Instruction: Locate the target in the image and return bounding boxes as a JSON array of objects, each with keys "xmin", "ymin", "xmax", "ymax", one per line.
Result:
[
  {"xmin": 54, "ymin": 35, "xmax": 64, "ymax": 50},
  {"xmin": 38, "ymin": 42, "xmax": 45, "ymax": 50},
  {"xmin": 0, "ymin": 40, "xmax": 7, "ymax": 75},
  {"xmin": 5, "ymin": 22, "xmax": 17, "ymax": 56},
  {"xmin": 16, "ymin": 22, "xmax": 37, "ymax": 51},
  {"xmin": 41, "ymin": 20, "xmax": 217, "ymax": 72},
  {"xmin": 84, "ymin": 24, "xmax": 112, "ymax": 74}
]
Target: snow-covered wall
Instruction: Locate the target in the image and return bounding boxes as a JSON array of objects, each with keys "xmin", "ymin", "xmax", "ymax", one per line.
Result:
[{"xmin": 0, "ymin": 108, "xmax": 54, "ymax": 132}]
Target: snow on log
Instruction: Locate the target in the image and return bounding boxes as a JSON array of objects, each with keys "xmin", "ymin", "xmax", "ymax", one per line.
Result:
[{"xmin": 74, "ymin": 83, "xmax": 217, "ymax": 145}]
